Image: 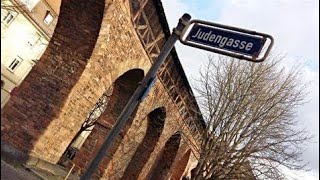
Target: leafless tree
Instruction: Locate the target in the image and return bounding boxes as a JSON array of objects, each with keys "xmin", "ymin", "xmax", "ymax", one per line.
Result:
[
  {"xmin": 59, "ymin": 80, "xmax": 173, "ymax": 167},
  {"xmin": 190, "ymin": 55, "xmax": 311, "ymax": 180},
  {"xmin": 58, "ymin": 84, "xmax": 114, "ymax": 164}
]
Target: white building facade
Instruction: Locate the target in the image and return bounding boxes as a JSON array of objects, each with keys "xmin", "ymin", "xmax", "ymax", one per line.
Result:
[{"xmin": 1, "ymin": 0, "xmax": 59, "ymax": 108}]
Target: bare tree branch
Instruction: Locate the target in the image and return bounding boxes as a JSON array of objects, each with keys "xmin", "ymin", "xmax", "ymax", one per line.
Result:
[{"xmin": 191, "ymin": 55, "xmax": 312, "ymax": 180}]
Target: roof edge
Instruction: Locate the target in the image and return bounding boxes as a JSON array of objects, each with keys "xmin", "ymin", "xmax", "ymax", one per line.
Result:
[{"xmin": 152, "ymin": 0, "xmax": 206, "ymax": 129}]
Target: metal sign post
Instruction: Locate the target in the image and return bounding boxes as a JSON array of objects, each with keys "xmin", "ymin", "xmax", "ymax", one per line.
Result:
[
  {"xmin": 80, "ymin": 12, "xmax": 274, "ymax": 180},
  {"xmin": 80, "ymin": 13, "xmax": 192, "ymax": 180}
]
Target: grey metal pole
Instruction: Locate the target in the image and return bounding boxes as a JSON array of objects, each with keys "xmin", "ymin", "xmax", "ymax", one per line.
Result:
[{"xmin": 80, "ymin": 13, "xmax": 191, "ymax": 180}]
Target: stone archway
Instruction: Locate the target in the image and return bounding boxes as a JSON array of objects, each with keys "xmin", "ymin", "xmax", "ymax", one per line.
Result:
[
  {"xmin": 170, "ymin": 149, "xmax": 192, "ymax": 180},
  {"xmin": 1, "ymin": 0, "xmax": 105, "ymax": 164},
  {"xmin": 149, "ymin": 132, "xmax": 182, "ymax": 180},
  {"xmin": 121, "ymin": 107, "xmax": 166, "ymax": 179},
  {"xmin": 68, "ymin": 69, "xmax": 144, "ymax": 178}
]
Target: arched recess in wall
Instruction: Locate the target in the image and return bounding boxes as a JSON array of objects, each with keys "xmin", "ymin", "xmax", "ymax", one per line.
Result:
[
  {"xmin": 149, "ymin": 132, "xmax": 182, "ymax": 180},
  {"xmin": 63, "ymin": 69, "xmax": 144, "ymax": 178},
  {"xmin": 58, "ymin": 84, "xmax": 115, "ymax": 165},
  {"xmin": 121, "ymin": 107, "xmax": 166, "ymax": 179},
  {"xmin": 0, "ymin": 0, "xmax": 105, "ymax": 164},
  {"xmin": 170, "ymin": 149, "xmax": 192, "ymax": 180}
]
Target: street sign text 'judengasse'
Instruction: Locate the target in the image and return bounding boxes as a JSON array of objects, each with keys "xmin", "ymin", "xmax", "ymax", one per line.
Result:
[
  {"xmin": 81, "ymin": 14, "xmax": 274, "ymax": 180},
  {"xmin": 180, "ymin": 20, "xmax": 274, "ymax": 62},
  {"xmin": 187, "ymin": 24, "xmax": 265, "ymax": 56}
]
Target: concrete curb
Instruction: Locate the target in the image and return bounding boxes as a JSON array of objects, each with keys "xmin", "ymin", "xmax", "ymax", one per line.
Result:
[
  {"xmin": 25, "ymin": 156, "xmax": 67, "ymax": 177},
  {"xmin": 1, "ymin": 141, "xmax": 78, "ymax": 180}
]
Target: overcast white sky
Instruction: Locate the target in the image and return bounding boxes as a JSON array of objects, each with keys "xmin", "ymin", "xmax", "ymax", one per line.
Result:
[{"xmin": 161, "ymin": 0, "xmax": 319, "ymax": 179}]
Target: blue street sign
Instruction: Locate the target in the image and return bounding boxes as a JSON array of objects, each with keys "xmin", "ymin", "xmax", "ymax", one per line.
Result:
[
  {"xmin": 179, "ymin": 20, "xmax": 274, "ymax": 62},
  {"xmin": 187, "ymin": 24, "xmax": 265, "ymax": 57}
]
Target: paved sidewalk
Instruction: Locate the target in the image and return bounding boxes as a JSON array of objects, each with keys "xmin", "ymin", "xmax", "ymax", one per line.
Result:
[
  {"xmin": 1, "ymin": 160, "xmax": 41, "ymax": 180},
  {"xmin": 1, "ymin": 141, "xmax": 78, "ymax": 180},
  {"xmin": 24, "ymin": 157, "xmax": 79, "ymax": 180},
  {"xmin": 1, "ymin": 157, "xmax": 80, "ymax": 180}
]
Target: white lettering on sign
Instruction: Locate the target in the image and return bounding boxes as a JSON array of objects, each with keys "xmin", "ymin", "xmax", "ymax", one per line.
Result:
[{"xmin": 191, "ymin": 28, "xmax": 254, "ymax": 51}]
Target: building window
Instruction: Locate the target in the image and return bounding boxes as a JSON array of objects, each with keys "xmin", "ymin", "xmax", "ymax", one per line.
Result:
[
  {"xmin": 1, "ymin": 10, "xmax": 17, "ymax": 26},
  {"xmin": 43, "ymin": 10, "xmax": 53, "ymax": 25},
  {"xmin": 7, "ymin": 57, "xmax": 23, "ymax": 72},
  {"xmin": 20, "ymin": 0, "xmax": 40, "ymax": 11}
]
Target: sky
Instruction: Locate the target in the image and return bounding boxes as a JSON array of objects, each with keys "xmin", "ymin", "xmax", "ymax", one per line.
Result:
[{"xmin": 161, "ymin": 0, "xmax": 319, "ymax": 179}]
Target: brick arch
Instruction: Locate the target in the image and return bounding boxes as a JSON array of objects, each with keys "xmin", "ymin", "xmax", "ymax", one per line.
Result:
[
  {"xmin": 121, "ymin": 107, "xmax": 166, "ymax": 179},
  {"xmin": 1, "ymin": 0, "xmax": 105, "ymax": 163},
  {"xmin": 149, "ymin": 132, "xmax": 182, "ymax": 180},
  {"xmin": 170, "ymin": 149, "xmax": 192, "ymax": 180},
  {"xmin": 67, "ymin": 69, "xmax": 144, "ymax": 178}
]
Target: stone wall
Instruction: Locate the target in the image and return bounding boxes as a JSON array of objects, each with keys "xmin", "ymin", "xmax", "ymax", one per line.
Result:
[
  {"xmin": 1, "ymin": 0, "xmax": 200, "ymax": 179},
  {"xmin": 1, "ymin": 0, "xmax": 106, "ymax": 162}
]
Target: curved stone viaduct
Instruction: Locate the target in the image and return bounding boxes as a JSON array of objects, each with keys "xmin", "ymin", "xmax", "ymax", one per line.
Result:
[{"xmin": 1, "ymin": 0, "xmax": 205, "ymax": 179}]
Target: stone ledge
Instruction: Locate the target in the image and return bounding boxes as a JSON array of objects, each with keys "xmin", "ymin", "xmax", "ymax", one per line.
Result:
[{"xmin": 1, "ymin": 141, "xmax": 78, "ymax": 179}]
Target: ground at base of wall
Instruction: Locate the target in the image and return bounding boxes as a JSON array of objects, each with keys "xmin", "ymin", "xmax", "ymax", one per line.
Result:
[
  {"xmin": 1, "ymin": 160, "xmax": 41, "ymax": 180},
  {"xmin": 24, "ymin": 164, "xmax": 78, "ymax": 180},
  {"xmin": 1, "ymin": 158, "xmax": 80, "ymax": 180},
  {"xmin": 1, "ymin": 140, "xmax": 79, "ymax": 180}
]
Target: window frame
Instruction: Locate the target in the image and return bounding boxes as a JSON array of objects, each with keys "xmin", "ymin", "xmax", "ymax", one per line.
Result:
[
  {"xmin": 1, "ymin": 9, "xmax": 18, "ymax": 26},
  {"xmin": 43, "ymin": 10, "xmax": 53, "ymax": 25},
  {"xmin": 20, "ymin": 0, "xmax": 40, "ymax": 12},
  {"xmin": 7, "ymin": 56, "xmax": 23, "ymax": 72}
]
